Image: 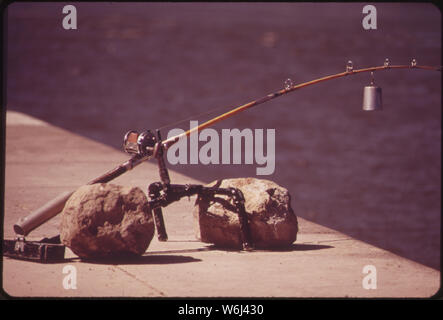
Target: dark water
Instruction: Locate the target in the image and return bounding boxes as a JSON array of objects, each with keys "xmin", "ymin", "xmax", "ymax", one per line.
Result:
[{"xmin": 5, "ymin": 3, "xmax": 441, "ymax": 269}]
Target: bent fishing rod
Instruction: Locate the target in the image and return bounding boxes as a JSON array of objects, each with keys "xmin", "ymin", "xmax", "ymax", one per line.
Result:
[{"xmin": 13, "ymin": 61, "xmax": 441, "ymax": 237}]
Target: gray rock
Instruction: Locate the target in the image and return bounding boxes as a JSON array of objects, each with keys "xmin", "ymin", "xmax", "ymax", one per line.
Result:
[
  {"xmin": 194, "ymin": 178, "xmax": 298, "ymax": 249},
  {"xmin": 60, "ymin": 183, "xmax": 154, "ymax": 259}
]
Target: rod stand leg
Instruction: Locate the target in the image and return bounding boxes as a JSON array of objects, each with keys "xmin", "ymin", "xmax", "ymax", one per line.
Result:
[
  {"xmin": 152, "ymin": 207, "xmax": 168, "ymax": 241},
  {"xmin": 147, "ymin": 182, "xmax": 169, "ymax": 241}
]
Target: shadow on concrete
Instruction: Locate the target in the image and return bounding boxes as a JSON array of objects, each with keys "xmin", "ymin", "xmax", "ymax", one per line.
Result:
[
  {"xmin": 206, "ymin": 242, "xmax": 333, "ymax": 252},
  {"xmin": 2, "ymin": 256, "xmax": 78, "ymax": 265},
  {"xmin": 3, "ymin": 253, "xmax": 203, "ymax": 265},
  {"xmin": 146, "ymin": 246, "xmax": 215, "ymax": 256},
  {"xmin": 79, "ymin": 254, "xmax": 202, "ymax": 265},
  {"xmin": 288, "ymin": 243, "xmax": 334, "ymax": 251}
]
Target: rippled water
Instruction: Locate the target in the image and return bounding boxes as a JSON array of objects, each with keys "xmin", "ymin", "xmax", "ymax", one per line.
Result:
[{"xmin": 5, "ymin": 3, "xmax": 441, "ymax": 269}]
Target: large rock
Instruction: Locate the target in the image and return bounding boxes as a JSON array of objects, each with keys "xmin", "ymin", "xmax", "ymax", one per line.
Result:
[
  {"xmin": 193, "ymin": 178, "xmax": 298, "ymax": 249},
  {"xmin": 60, "ymin": 183, "xmax": 155, "ymax": 259}
]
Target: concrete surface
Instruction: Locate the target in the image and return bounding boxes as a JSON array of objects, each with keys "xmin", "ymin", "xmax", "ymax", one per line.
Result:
[{"xmin": 2, "ymin": 111, "xmax": 441, "ymax": 298}]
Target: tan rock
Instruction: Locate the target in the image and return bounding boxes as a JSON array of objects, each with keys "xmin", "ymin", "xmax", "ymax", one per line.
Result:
[
  {"xmin": 60, "ymin": 183, "xmax": 154, "ymax": 259},
  {"xmin": 194, "ymin": 178, "xmax": 298, "ymax": 249}
]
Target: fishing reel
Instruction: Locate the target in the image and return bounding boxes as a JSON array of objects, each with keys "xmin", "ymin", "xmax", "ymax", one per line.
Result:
[{"xmin": 123, "ymin": 129, "xmax": 158, "ymax": 157}]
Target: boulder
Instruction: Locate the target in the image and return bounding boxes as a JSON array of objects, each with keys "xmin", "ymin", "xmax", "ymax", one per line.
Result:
[
  {"xmin": 193, "ymin": 178, "xmax": 298, "ymax": 249},
  {"xmin": 60, "ymin": 183, "xmax": 154, "ymax": 259}
]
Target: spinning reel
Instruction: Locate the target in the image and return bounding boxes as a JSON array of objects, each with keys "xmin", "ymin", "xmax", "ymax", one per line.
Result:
[{"xmin": 123, "ymin": 129, "xmax": 158, "ymax": 157}]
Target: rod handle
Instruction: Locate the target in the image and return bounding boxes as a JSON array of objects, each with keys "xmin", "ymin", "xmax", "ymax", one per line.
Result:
[{"xmin": 13, "ymin": 191, "xmax": 73, "ymax": 236}]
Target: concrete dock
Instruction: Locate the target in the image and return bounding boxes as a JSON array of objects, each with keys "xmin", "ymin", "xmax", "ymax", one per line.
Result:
[{"xmin": 2, "ymin": 111, "xmax": 440, "ymax": 298}]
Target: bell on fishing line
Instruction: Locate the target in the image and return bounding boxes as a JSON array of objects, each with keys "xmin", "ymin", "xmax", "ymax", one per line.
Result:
[{"xmin": 362, "ymin": 72, "xmax": 382, "ymax": 111}]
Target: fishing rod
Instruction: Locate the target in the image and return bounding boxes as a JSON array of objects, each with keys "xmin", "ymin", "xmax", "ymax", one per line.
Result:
[{"xmin": 12, "ymin": 60, "xmax": 441, "ymax": 242}]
